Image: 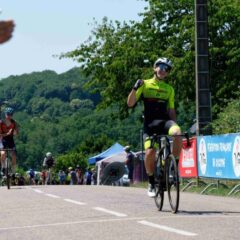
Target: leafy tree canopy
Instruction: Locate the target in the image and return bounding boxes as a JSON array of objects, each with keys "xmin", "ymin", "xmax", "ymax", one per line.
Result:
[
  {"xmin": 211, "ymin": 91, "xmax": 240, "ymax": 134},
  {"xmin": 64, "ymin": 0, "xmax": 239, "ymax": 121}
]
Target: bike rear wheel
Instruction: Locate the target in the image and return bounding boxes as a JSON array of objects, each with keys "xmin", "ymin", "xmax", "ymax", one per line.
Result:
[{"xmin": 166, "ymin": 154, "xmax": 179, "ymax": 213}]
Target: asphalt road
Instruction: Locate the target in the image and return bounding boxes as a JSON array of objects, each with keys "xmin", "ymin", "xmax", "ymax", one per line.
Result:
[{"xmin": 0, "ymin": 185, "xmax": 239, "ymax": 240}]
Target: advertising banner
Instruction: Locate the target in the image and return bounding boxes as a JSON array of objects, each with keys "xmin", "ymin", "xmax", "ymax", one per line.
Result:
[
  {"xmin": 179, "ymin": 137, "xmax": 198, "ymax": 178},
  {"xmin": 197, "ymin": 133, "xmax": 240, "ymax": 179}
]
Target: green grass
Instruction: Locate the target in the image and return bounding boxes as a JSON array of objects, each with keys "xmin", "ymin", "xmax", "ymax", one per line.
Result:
[
  {"xmin": 132, "ymin": 179, "xmax": 240, "ymax": 198},
  {"xmin": 131, "ymin": 181, "xmax": 148, "ymax": 188},
  {"xmin": 180, "ymin": 178, "xmax": 240, "ymax": 198}
]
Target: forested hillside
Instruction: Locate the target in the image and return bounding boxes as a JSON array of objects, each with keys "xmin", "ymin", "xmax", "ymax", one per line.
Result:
[{"xmin": 0, "ymin": 68, "xmax": 143, "ymax": 170}]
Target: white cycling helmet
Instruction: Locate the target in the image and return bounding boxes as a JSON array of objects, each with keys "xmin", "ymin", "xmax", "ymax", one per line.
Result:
[
  {"xmin": 154, "ymin": 57, "xmax": 173, "ymax": 69},
  {"xmin": 46, "ymin": 152, "xmax": 52, "ymax": 158},
  {"xmin": 124, "ymin": 146, "xmax": 131, "ymax": 152}
]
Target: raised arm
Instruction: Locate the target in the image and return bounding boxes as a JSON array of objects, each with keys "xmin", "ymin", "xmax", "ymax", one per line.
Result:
[
  {"xmin": 127, "ymin": 79, "xmax": 144, "ymax": 107},
  {"xmin": 127, "ymin": 90, "xmax": 137, "ymax": 107}
]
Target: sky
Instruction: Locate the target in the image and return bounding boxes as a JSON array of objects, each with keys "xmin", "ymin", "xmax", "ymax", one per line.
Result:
[{"xmin": 0, "ymin": 0, "xmax": 147, "ymax": 79}]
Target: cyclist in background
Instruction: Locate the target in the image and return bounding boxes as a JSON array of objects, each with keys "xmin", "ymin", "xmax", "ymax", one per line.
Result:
[
  {"xmin": 43, "ymin": 152, "xmax": 55, "ymax": 184},
  {"xmin": 0, "ymin": 107, "xmax": 19, "ymax": 177},
  {"xmin": 43, "ymin": 152, "xmax": 55, "ymax": 169},
  {"xmin": 127, "ymin": 57, "xmax": 182, "ymax": 197}
]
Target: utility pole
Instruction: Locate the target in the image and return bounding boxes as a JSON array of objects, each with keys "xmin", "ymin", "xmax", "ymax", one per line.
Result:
[{"xmin": 195, "ymin": 0, "xmax": 212, "ymax": 135}]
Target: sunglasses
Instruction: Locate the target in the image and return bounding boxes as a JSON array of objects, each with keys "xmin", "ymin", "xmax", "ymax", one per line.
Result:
[{"xmin": 156, "ymin": 63, "xmax": 171, "ymax": 73}]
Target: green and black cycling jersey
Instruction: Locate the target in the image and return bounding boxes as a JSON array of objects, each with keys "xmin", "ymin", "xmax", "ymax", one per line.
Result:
[{"xmin": 135, "ymin": 78, "xmax": 175, "ymax": 124}]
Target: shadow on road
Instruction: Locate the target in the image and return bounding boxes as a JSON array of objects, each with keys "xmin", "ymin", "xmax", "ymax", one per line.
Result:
[
  {"xmin": 0, "ymin": 186, "xmax": 25, "ymax": 190},
  {"xmin": 179, "ymin": 210, "xmax": 240, "ymax": 215}
]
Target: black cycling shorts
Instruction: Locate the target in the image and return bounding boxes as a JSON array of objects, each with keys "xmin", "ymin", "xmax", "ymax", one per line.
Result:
[
  {"xmin": 143, "ymin": 119, "xmax": 180, "ymax": 150},
  {"xmin": 2, "ymin": 138, "xmax": 16, "ymax": 150}
]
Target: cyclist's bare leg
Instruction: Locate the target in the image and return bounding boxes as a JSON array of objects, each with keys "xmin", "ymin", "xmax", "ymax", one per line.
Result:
[
  {"xmin": 31, "ymin": 177, "xmax": 36, "ymax": 185},
  {"xmin": 45, "ymin": 171, "xmax": 48, "ymax": 185},
  {"xmin": 144, "ymin": 148, "xmax": 156, "ymax": 188},
  {"xmin": 11, "ymin": 151, "xmax": 17, "ymax": 173},
  {"xmin": 169, "ymin": 125, "xmax": 182, "ymax": 158},
  {"xmin": 172, "ymin": 136, "xmax": 182, "ymax": 158},
  {"xmin": 45, "ymin": 169, "xmax": 51, "ymax": 185},
  {"xmin": 144, "ymin": 148, "xmax": 156, "ymax": 175},
  {"xmin": 1, "ymin": 151, "xmax": 6, "ymax": 173}
]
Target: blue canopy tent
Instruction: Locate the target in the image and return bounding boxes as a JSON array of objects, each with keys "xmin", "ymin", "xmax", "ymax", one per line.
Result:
[{"xmin": 88, "ymin": 142, "xmax": 125, "ymax": 165}]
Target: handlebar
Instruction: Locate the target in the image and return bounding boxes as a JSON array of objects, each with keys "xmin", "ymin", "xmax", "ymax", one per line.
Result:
[
  {"xmin": 0, "ymin": 148, "xmax": 15, "ymax": 151},
  {"xmin": 149, "ymin": 132, "xmax": 192, "ymax": 148}
]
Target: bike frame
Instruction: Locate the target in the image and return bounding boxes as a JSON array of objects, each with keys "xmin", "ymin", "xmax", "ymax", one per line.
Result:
[{"xmin": 152, "ymin": 133, "xmax": 190, "ymax": 213}]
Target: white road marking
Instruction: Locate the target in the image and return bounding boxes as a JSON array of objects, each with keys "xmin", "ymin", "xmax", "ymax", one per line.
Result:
[
  {"xmin": 138, "ymin": 220, "xmax": 197, "ymax": 236},
  {"xmin": 64, "ymin": 199, "xmax": 86, "ymax": 205},
  {"xmin": 33, "ymin": 189, "xmax": 44, "ymax": 194},
  {"xmin": 0, "ymin": 217, "xmax": 147, "ymax": 231},
  {"xmin": 93, "ymin": 207, "xmax": 127, "ymax": 217},
  {"xmin": 45, "ymin": 193, "xmax": 61, "ymax": 199}
]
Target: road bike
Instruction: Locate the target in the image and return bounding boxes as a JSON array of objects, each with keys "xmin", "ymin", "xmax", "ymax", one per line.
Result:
[{"xmin": 149, "ymin": 129, "xmax": 190, "ymax": 213}]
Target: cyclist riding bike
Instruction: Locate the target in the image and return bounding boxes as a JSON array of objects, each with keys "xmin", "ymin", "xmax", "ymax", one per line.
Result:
[
  {"xmin": 127, "ymin": 57, "xmax": 182, "ymax": 197},
  {"xmin": 0, "ymin": 107, "xmax": 19, "ymax": 177},
  {"xmin": 43, "ymin": 152, "xmax": 55, "ymax": 185}
]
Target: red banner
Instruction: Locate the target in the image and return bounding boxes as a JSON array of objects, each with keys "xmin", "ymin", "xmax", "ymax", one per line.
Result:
[{"xmin": 179, "ymin": 137, "xmax": 198, "ymax": 178}]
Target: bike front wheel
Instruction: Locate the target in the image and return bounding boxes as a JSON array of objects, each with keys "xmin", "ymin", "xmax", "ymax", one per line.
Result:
[
  {"xmin": 166, "ymin": 154, "xmax": 179, "ymax": 213},
  {"xmin": 154, "ymin": 183, "xmax": 164, "ymax": 211}
]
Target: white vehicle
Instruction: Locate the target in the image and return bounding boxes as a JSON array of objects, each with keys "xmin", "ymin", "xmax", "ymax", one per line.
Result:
[
  {"xmin": 117, "ymin": 166, "xmax": 130, "ymax": 186},
  {"xmin": 120, "ymin": 173, "xmax": 130, "ymax": 186}
]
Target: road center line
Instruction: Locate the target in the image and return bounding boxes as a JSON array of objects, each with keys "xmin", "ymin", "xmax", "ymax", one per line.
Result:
[
  {"xmin": 93, "ymin": 207, "xmax": 127, "ymax": 217},
  {"xmin": 33, "ymin": 189, "xmax": 44, "ymax": 194},
  {"xmin": 64, "ymin": 199, "xmax": 86, "ymax": 205},
  {"xmin": 0, "ymin": 217, "xmax": 147, "ymax": 231},
  {"xmin": 45, "ymin": 193, "xmax": 61, "ymax": 199},
  {"xmin": 138, "ymin": 220, "xmax": 198, "ymax": 236}
]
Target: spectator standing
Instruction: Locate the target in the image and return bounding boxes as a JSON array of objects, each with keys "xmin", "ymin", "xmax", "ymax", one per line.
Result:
[
  {"xmin": 17, "ymin": 173, "xmax": 25, "ymax": 186},
  {"xmin": 58, "ymin": 170, "xmax": 66, "ymax": 185},
  {"xmin": 124, "ymin": 146, "xmax": 135, "ymax": 184},
  {"xmin": 92, "ymin": 167, "xmax": 97, "ymax": 185},
  {"xmin": 40, "ymin": 170, "xmax": 46, "ymax": 185},
  {"xmin": 76, "ymin": 167, "xmax": 83, "ymax": 185},
  {"xmin": 28, "ymin": 168, "xmax": 36, "ymax": 185},
  {"xmin": 69, "ymin": 167, "xmax": 77, "ymax": 185},
  {"xmin": 85, "ymin": 168, "xmax": 92, "ymax": 185}
]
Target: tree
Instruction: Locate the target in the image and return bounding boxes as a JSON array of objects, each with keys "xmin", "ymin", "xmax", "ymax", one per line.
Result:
[
  {"xmin": 64, "ymin": 0, "xmax": 239, "ymax": 123},
  {"xmin": 55, "ymin": 152, "xmax": 88, "ymax": 173},
  {"xmin": 211, "ymin": 93, "xmax": 240, "ymax": 134},
  {"xmin": 208, "ymin": 0, "xmax": 240, "ymax": 115},
  {"xmin": 63, "ymin": 0, "xmax": 196, "ymax": 118}
]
